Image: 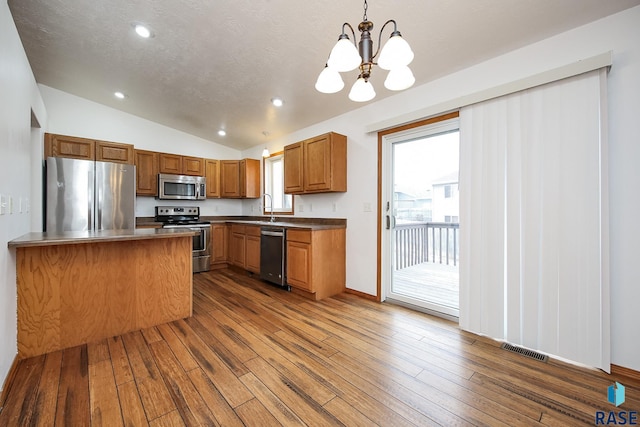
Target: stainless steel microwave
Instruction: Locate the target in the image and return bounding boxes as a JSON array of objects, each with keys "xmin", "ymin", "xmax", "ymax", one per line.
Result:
[{"xmin": 158, "ymin": 173, "xmax": 206, "ymax": 200}]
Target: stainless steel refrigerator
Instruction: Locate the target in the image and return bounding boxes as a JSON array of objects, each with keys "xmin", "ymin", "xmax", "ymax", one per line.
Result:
[{"xmin": 46, "ymin": 157, "xmax": 136, "ymax": 232}]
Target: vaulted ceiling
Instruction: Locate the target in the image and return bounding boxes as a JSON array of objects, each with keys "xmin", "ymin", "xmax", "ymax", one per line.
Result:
[{"xmin": 9, "ymin": 0, "xmax": 640, "ymax": 149}]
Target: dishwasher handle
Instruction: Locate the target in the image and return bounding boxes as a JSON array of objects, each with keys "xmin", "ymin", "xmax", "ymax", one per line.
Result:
[{"xmin": 261, "ymin": 230, "xmax": 284, "ymax": 237}]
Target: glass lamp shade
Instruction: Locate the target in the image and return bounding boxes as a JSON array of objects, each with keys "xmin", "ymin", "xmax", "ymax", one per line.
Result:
[
  {"xmin": 348, "ymin": 77, "xmax": 376, "ymax": 102},
  {"xmin": 384, "ymin": 65, "xmax": 416, "ymax": 91},
  {"xmin": 315, "ymin": 66, "xmax": 345, "ymax": 93},
  {"xmin": 327, "ymin": 38, "xmax": 362, "ymax": 72},
  {"xmin": 377, "ymin": 34, "xmax": 414, "ymax": 70}
]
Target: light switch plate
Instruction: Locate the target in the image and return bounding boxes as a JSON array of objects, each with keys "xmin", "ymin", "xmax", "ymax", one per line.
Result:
[{"xmin": 0, "ymin": 194, "xmax": 6, "ymax": 215}]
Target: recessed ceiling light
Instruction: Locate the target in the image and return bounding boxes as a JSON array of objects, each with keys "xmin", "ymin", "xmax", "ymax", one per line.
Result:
[
  {"xmin": 133, "ymin": 23, "xmax": 154, "ymax": 38},
  {"xmin": 218, "ymin": 130, "xmax": 226, "ymax": 137},
  {"xmin": 114, "ymin": 91, "xmax": 126, "ymax": 99},
  {"xmin": 271, "ymin": 97, "xmax": 284, "ymax": 107}
]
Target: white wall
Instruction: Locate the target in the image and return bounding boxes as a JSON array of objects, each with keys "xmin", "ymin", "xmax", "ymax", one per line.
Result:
[
  {"xmin": 242, "ymin": 6, "xmax": 640, "ymax": 371},
  {"xmin": 0, "ymin": 0, "xmax": 47, "ymax": 391},
  {"xmin": 39, "ymin": 85, "xmax": 244, "ymax": 217}
]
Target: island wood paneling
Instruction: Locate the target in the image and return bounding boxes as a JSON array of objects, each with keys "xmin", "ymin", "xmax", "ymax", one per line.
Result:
[{"xmin": 16, "ymin": 237, "xmax": 192, "ymax": 359}]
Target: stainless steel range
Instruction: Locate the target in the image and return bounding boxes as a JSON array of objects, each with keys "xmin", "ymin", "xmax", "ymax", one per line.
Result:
[{"xmin": 155, "ymin": 206, "xmax": 210, "ymax": 273}]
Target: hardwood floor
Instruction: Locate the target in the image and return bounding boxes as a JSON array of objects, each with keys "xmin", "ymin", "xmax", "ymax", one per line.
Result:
[{"xmin": 1, "ymin": 268, "xmax": 638, "ymax": 426}]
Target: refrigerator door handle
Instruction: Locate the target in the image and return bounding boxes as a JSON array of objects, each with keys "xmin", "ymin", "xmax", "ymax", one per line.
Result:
[{"xmin": 88, "ymin": 170, "xmax": 94, "ymax": 231}]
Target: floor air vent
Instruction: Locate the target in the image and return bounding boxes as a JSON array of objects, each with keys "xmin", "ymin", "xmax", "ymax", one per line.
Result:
[{"xmin": 501, "ymin": 343, "xmax": 549, "ymax": 363}]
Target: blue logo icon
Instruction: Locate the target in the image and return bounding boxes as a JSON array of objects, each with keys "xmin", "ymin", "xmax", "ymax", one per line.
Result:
[{"xmin": 608, "ymin": 382, "xmax": 625, "ymax": 407}]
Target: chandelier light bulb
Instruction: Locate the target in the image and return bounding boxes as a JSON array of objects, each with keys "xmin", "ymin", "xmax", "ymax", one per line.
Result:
[
  {"xmin": 348, "ymin": 77, "xmax": 376, "ymax": 102},
  {"xmin": 377, "ymin": 34, "xmax": 414, "ymax": 70},
  {"xmin": 327, "ymin": 37, "xmax": 362, "ymax": 72},
  {"xmin": 384, "ymin": 65, "xmax": 416, "ymax": 91},
  {"xmin": 315, "ymin": 65, "xmax": 345, "ymax": 93}
]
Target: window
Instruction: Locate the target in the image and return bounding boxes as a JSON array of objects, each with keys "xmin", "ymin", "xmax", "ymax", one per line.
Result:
[
  {"xmin": 263, "ymin": 152, "xmax": 293, "ymax": 214},
  {"xmin": 444, "ymin": 184, "xmax": 452, "ymax": 198}
]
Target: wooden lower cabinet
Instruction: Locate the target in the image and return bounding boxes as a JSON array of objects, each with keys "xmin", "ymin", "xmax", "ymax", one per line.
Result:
[
  {"xmin": 229, "ymin": 225, "xmax": 246, "ymax": 267},
  {"xmin": 286, "ymin": 228, "xmax": 346, "ymax": 300},
  {"xmin": 228, "ymin": 224, "xmax": 260, "ymax": 272},
  {"xmin": 210, "ymin": 223, "xmax": 228, "ymax": 269},
  {"xmin": 286, "ymin": 240, "xmax": 311, "ymax": 291},
  {"xmin": 245, "ymin": 226, "xmax": 261, "ymax": 274}
]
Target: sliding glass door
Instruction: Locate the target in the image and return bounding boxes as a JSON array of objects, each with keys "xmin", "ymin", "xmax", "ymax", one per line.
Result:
[{"xmin": 381, "ymin": 116, "xmax": 460, "ymax": 318}]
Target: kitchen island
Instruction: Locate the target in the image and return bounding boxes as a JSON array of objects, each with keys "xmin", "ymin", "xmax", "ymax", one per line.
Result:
[{"xmin": 8, "ymin": 228, "xmax": 195, "ymax": 359}]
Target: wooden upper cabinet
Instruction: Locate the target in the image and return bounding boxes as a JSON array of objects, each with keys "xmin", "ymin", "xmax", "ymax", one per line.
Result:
[
  {"xmin": 220, "ymin": 160, "xmax": 241, "ymax": 197},
  {"xmin": 220, "ymin": 159, "xmax": 260, "ymax": 198},
  {"xmin": 159, "ymin": 153, "xmax": 182, "ymax": 174},
  {"xmin": 182, "ymin": 156, "xmax": 205, "ymax": 176},
  {"xmin": 45, "ymin": 133, "xmax": 134, "ymax": 164},
  {"xmin": 284, "ymin": 132, "xmax": 347, "ymax": 194},
  {"xmin": 134, "ymin": 149, "xmax": 159, "ymax": 196},
  {"xmin": 96, "ymin": 141, "xmax": 134, "ymax": 164},
  {"xmin": 241, "ymin": 159, "xmax": 260, "ymax": 198},
  {"xmin": 205, "ymin": 159, "xmax": 220, "ymax": 198},
  {"xmin": 284, "ymin": 142, "xmax": 304, "ymax": 194},
  {"xmin": 45, "ymin": 133, "xmax": 95, "ymax": 160}
]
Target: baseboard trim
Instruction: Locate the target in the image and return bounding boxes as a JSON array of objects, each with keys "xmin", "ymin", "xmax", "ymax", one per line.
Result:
[
  {"xmin": 0, "ymin": 355, "xmax": 19, "ymax": 411},
  {"xmin": 611, "ymin": 364, "xmax": 640, "ymax": 382},
  {"xmin": 344, "ymin": 288, "xmax": 378, "ymax": 301}
]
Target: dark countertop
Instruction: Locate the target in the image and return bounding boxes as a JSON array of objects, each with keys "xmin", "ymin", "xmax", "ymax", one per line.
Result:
[
  {"xmin": 136, "ymin": 216, "xmax": 347, "ymax": 230},
  {"xmin": 8, "ymin": 228, "xmax": 198, "ymax": 248}
]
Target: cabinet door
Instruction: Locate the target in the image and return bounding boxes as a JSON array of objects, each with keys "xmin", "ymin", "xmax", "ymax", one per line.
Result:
[
  {"xmin": 45, "ymin": 133, "xmax": 95, "ymax": 160},
  {"xmin": 286, "ymin": 241, "xmax": 312, "ymax": 291},
  {"xmin": 245, "ymin": 234, "xmax": 261, "ymax": 274},
  {"xmin": 241, "ymin": 159, "xmax": 261, "ymax": 198},
  {"xmin": 134, "ymin": 150, "xmax": 159, "ymax": 196},
  {"xmin": 183, "ymin": 156, "xmax": 205, "ymax": 176},
  {"xmin": 205, "ymin": 159, "xmax": 220, "ymax": 198},
  {"xmin": 96, "ymin": 141, "xmax": 134, "ymax": 164},
  {"xmin": 230, "ymin": 232, "xmax": 246, "ymax": 267},
  {"xmin": 211, "ymin": 224, "xmax": 228, "ymax": 265},
  {"xmin": 284, "ymin": 142, "xmax": 303, "ymax": 194},
  {"xmin": 159, "ymin": 153, "xmax": 183, "ymax": 174},
  {"xmin": 304, "ymin": 135, "xmax": 332, "ymax": 192},
  {"xmin": 220, "ymin": 160, "xmax": 241, "ymax": 198}
]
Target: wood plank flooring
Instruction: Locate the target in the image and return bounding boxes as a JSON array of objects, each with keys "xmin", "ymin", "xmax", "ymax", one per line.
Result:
[{"xmin": 1, "ymin": 268, "xmax": 638, "ymax": 426}]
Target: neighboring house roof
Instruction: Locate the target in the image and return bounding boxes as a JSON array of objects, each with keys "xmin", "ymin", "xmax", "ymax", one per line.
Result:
[{"xmin": 431, "ymin": 172, "xmax": 459, "ymax": 186}]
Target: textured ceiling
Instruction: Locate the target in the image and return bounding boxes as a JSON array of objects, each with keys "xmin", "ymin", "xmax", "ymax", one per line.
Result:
[{"xmin": 9, "ymin": 0, "xmax": 640, "ymax": 150}]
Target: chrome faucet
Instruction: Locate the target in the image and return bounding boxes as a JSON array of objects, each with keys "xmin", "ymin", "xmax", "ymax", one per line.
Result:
[{"xmin": 263, "ymin": 193, "xmax": 275, "ymax": 222}]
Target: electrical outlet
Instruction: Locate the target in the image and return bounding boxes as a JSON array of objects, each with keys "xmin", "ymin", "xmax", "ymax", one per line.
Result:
[
  {"xmin": 332, "ymin": 203, "xmax": 337, "ymax": 212},
  {"xmin": 299, "ymin": 204, "xmax": 304, "ymax": 212},
  {"xmin": 363, "ymin": 202, "xmax": 372, "ymax": 212},
  {"xmin": 308, "ymin": 203, "xmax": 312, "ymax": 212}
]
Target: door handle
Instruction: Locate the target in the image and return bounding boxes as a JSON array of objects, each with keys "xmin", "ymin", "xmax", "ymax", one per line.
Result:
[{"xmin": 386, "ymin": 215, "xmax": 390, "ymax": 230}]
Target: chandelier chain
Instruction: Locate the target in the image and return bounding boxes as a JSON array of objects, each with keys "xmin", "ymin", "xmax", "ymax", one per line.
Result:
[{"xmin": 363, "ymin": 0, "xmax": 368, "ymax": 21}]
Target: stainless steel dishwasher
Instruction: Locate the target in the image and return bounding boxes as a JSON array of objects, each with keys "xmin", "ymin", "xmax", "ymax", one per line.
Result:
[{"xmin": 259, "ymin": 227, "xmax": 290, "ymax": 290}]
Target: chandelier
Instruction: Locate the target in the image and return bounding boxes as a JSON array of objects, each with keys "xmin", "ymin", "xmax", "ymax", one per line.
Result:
[{"xmin": 315, "ymin": 0, "xmax": 415, "ymax": 102}]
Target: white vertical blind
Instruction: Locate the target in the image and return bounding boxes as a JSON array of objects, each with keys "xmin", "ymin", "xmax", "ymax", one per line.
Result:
[{"xmin": 459, "ymin": 69, "xmax": 610, "ymax": 371}]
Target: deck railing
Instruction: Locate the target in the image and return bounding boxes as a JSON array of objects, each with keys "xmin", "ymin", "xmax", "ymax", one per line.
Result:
[{"xmin": 394, "ymin": 222, "xmax": 459, "ymax": 270}]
